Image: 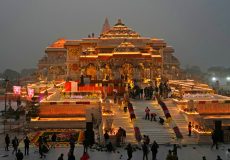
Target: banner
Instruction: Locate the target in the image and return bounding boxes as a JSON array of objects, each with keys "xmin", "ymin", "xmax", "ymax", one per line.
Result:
[
  {"xmin": 28, "ymin": 88, "xmax": 34, "ymax": 98},
  {"xmin": 65, "ymin": 81, "xmax": 78, "ymax": 92},
  {"xmin": 71, "ymin": 81, "xmax": 78, "ymax": 92},
  {"xmin": 13, "ymin": 86, "xmax": 21, "ymax": 95},
  {"xmin": 65, "ymin": 82, "xmax": 71, "ymax": 92}
]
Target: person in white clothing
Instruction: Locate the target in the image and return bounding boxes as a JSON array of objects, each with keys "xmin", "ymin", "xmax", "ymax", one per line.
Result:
[{"xmin": 226, "ymin": 148, "xmax": 230, "ymax": 160}]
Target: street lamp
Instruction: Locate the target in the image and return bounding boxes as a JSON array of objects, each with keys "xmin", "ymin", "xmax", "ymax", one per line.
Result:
[{"xmin": 212, "ymin": 77, "xmax": 217, "ymax": 82}]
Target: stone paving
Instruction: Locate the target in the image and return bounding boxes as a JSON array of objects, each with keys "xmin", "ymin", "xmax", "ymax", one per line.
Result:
[{"xmin": 0, "ymin": 144, "xmax": 230, "ymax": 160}]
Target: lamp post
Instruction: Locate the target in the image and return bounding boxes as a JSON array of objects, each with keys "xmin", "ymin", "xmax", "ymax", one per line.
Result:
[{"xmin": 4, "ymin": 78, "xmax": 9, "ymax": 113}]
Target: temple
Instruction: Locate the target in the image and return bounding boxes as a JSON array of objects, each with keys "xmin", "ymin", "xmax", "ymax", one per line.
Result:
[{"xmin": 38, "ymin": 18, "xmax": 180, "ymax": 82}]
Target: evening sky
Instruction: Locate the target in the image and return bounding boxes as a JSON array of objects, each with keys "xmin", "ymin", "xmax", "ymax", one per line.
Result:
[{"xmin": 0, "ymin": 0, "xmax": 230, "ymax": 72}]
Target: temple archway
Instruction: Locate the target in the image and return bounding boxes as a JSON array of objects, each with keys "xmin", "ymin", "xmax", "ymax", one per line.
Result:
[
  {"xmin": 120, "ymin": 63, "xmax": 134, "ymax": 82},
  {"xmin": 86, "ymin": 63, "xmax": 97, "ymax": 80},
  {"xmin": 102, "ymin": 64, "xmax": 112, "ymax": 80}
]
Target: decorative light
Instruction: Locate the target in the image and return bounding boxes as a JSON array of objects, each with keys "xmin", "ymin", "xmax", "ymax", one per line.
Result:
[
  {"xmin": 212, "ymin": 77, "xmax": 217, "ymax": 82},
  {"xmin": 226, "ymin": 77, "xmax": 230, "ymax": 81}
]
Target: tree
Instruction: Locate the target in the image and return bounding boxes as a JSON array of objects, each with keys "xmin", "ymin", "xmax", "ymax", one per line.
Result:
[{"xmin": 3, "ymin": 69, "xmax": 20, "ymax": 82}]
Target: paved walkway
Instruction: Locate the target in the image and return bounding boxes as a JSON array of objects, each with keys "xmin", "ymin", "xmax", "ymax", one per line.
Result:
[{"xmin": 0, "ymin": 144, "xmax": 229, "ymax": 160}]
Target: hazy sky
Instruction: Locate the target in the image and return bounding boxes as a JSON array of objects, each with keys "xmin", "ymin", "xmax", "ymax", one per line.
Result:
[{"xmin": 0, "ymin": 0, "xmax": 230, "ymax": 72}]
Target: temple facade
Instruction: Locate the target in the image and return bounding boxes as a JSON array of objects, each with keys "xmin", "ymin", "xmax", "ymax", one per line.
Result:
[{"xmin": 38, "ymin": 19, "xmax": 180, "ymax": 82}]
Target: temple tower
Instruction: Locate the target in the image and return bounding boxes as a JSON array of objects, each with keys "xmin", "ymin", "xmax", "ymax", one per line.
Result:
[{"xmin": 101, "ymin": 17, "xmax": 110, "ymax": 34}]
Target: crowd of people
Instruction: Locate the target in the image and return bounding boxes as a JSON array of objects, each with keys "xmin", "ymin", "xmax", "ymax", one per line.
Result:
[
  {"xmin": 4, "ymin": 134, "xmax": 30, "ymax": 160},
  {"xmin": 3, "ymin": 129, "xmax": 230, "ymax": 159},
  {"xmin": 129, "ymin": 81, "xmax": 172, "ymax": 100},
  {"xmin": 103, "ymin": 127, "xmax": 127, "ymax": 152},
  {"xmin": 4, "ymin": 133, "xmax": 90, "ymax": 160}
]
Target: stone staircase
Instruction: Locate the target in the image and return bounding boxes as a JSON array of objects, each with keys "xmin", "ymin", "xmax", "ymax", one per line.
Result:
[
  {"xmin": 111, "ymin": 103, "xmax": 137, "ymax": 144},
  {"xmin": 164, "ymin": 99, "xmax": 198, "ymax": 144},
  {"xmin": 131, "ymin": 100, "xmax": 176, "ymax": 144}
]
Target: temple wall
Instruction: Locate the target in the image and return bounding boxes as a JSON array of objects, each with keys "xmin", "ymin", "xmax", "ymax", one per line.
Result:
[{"xmin": 39, "ymin": 105, "xmax": 86, "ymax": 118}]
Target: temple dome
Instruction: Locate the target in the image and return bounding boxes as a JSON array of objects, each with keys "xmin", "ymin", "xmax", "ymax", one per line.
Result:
[
  {"xmin": 100, "ymin": 19, "xmax": 141, "ymax": 39},
  {"xmin": 114, "ymin": 41, "xmax": 139, "ymax": 52}
]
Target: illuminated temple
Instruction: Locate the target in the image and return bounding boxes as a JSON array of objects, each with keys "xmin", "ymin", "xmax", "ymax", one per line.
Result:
[{"xmin": 38, "ymin": 18, "xmax": 180, "ymax": 82}]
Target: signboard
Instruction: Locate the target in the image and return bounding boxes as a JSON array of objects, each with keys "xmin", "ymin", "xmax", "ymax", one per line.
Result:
[
  {"xmin": 13, "ymin": 86, "xmax": 21, "ymax": 95},
  {"xmin": 65, "ymin": 81, "xmax": 78, "ymax": 92},
  {"xmin": 71, "ymin": 81, "xmax": 78, "ymax": 92},
  {"xmin": 28, "ymin": 88, "xmax": 34, "ymax": 97}
]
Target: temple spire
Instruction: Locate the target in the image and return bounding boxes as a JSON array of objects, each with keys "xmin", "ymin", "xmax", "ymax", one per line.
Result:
[{"xmin": 101, "ymin": 17, "xmax": 110, "ymax": 34}]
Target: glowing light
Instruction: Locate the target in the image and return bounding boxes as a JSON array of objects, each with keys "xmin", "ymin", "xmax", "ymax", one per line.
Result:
[
  {"xmin": 28, "ymin": 88, "xmax": 34, "ymax": 97},
  {"xmin": 13, "ymin": 86, "xmax": 21, "ymax": 95},
  {"xmin": 192, "ymin": 128, "xmax": 212, "ymax": 134},
  {"xmin": 212, "ymin": 77, "xmax": 217, "ymax": 81},
  {"xmin": 226, "ymin": 77, "xmax": 230, "ymax": 81},
  {"xmin": 179, "ymin": 109, "xmax": 199, "ymax": 115}
]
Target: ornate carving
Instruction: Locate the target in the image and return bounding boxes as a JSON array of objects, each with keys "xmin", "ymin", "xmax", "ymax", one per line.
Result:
[
  {"xmin": 120, "ymin": 63, "xmax": 134, "ymax": 82},
  {"xmin": 68, "ymin": 47, "xmax": 80, "ymax": 58},
  {"xmin": 86, "ymin": 64, "xmax": 97, "ymax": 79}
]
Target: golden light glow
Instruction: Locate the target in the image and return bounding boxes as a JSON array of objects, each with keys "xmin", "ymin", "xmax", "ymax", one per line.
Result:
[
  {"xmin": 192, "ymin": 128, "xmax": 212, "ymax": 134},
  {"xmin": 179, "ymin": 109, "xmax": 199, "ymax": 115}
]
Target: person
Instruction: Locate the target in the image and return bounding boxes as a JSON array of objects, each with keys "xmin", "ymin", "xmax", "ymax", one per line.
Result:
[
  {"xmin": 166, "ymin": 150, "xmax": 173, "ymax": 160},
  {"xmin": 142, "ymin": 142, "xmax": 149, "ymax": 160},
  {"xmin": 126, "ymin": 143, "xmax": 133, "ymax": 160},
  {"xmin": 107, "ymin": 142, "xmax": 113, "ymax": 152},
  {"xmin": 104, "ymin": 130, "xmax": 110, "ymax": 145},
  {"xmin": 118, "ymin": 127, "xmax": 126, "ymax": 144},
  {"xmin": 140, "ymin": 88, "xmax": 143, "ymax": 99},
  {"xmin": 226, "ymin": 148, "xmax": 230, "ymax": 160},
  {"xmin": 217, "ymin": 155, "xmax": 222, "ymax": 160},
  {"xmin": 80, "ymin": 151, "xmax": 89, "ymax": 160},
  {"xmin": 51, "ymin": 133, "xmax": 57, "ymax": 148},
  {"xmin": 12, "ymin": 136, "xmax": 19, "ymax": 155},
  {"xmin": 69, "ymin": 135, "xmax": 76, "ymax": 151},
  {"xmin": 38, "ymin": 136, "xmax": 43, "ymax": 144},
  {"xmin": 143, "ymin": 135, "xmax": 147, "ymax": 143},
  {"xmin": 145, "ymin": 107, "xmax": 150, "ymax": 120},
  {"xmin": 146, "ymin": 136, "xmax": 150, "ymax": 145},
  {"xmin": 150, "ymin": 113, "xmax": 157, "ymax": 121},
  {"xmin": 159, "ymin": 117, "xmax": 165, "ymax": 125},
  {"xmin": 172, "ymin": 144, "xmax": 177, "ymax": 156},
  {"xmin": 83, "ymin": 139, "xmax": 89, "ymax": 153},
  {"xmin": 5, "ymin": 134, "xmax": 10, "ymax": 151},
  {"xmin": 116, "ymin": 129, "xmax": 122, "ymax": 147},
  {"xmin": 188, "ymin": 122, "xmax": 192, "ymax": 136},
  {"xmin": 172, "ymin": 152, "xmax": 178, "ymax": 160},
  {"xmin": 39, "ymin": 142, "xmax": 46, "ymax": 159},
  {"xmin": 16, "ymin": 149, "xmax": 24, "ymax": 160},
  {"xmin": 211, "ymin": 129, "xmax": 218, "ymax": 149},
  {"xmin": 58, "ymin": 153, "xmax": 64, "ymax": 160},
  {"xmin": 43, "ymin": 136, "xmax": 48, "ymax": 145},
  {"xmin": 24, "ymin": 136, "xmax": 30, "ymax": 155},
  {"xmin": 151, "ymin": 141, "xmax": 159, "ymax": 160},
  {"xmin": 68, "ymin": 150, "xmax": 75, "ymax": 160},
  {"xmin": 202, "ymin": 156, "xmax": 207, "ymax": 160},
  {"xmin": 122, "ymin": 128, "xmax": 126, "ymax": 143}
]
